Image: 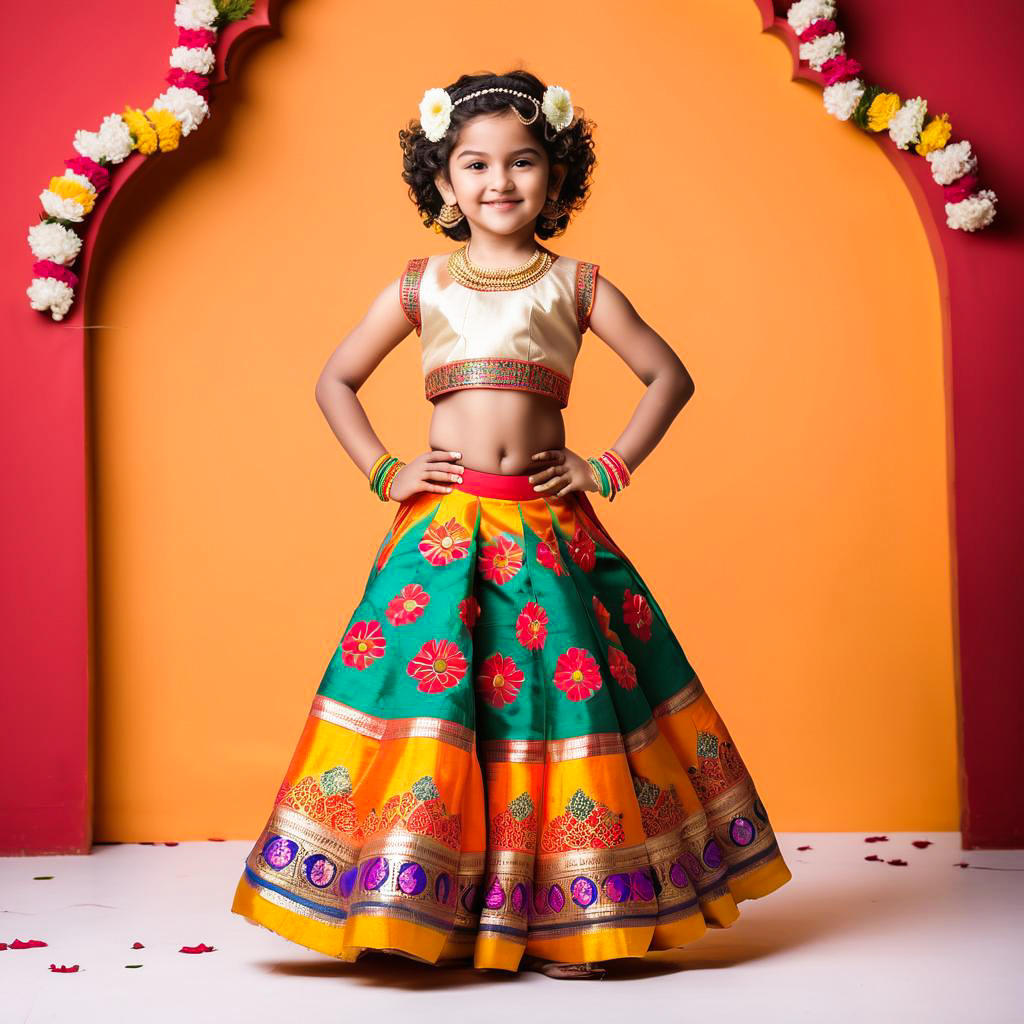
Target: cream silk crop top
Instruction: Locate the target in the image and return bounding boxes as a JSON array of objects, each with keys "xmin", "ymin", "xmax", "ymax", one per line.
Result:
[{"xmin": 399, "ymin": 251, "xmax": 600, "ymax": 408}]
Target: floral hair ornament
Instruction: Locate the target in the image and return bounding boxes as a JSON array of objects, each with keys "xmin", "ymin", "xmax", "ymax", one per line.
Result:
[{"xmin": 418, "ymin": 83, "xmax": 575, "ymax": 143}]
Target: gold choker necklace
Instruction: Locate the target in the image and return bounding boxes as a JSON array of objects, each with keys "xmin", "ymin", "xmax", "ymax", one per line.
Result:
[{"xmin": 448, "ymin": 244, "xmax": 555, "ymax": 291}]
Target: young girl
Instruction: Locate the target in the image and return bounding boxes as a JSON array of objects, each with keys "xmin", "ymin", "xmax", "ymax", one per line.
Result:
[{"xmin": 230, "ymin": 69, "xmax": 791, "ymax": 980}]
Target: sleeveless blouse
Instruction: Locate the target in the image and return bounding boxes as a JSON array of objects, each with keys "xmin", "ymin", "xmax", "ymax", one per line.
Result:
[{"xmin": 399, "ymin": 252, "xmax": 600, "ymax": 409}]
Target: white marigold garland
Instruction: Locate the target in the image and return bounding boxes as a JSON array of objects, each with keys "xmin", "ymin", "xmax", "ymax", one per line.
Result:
[
  {"xmin": 784, "ymin": 0, "xmax": 997, "ymax": 233},
  {"xmin": 26, "ymin": 0, "xmax": 255, "ymax": 322}
]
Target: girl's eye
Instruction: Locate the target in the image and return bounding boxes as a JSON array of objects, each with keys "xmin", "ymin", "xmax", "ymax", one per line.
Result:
[{"xmin": 466, "ymin": 160, "xmax": 533, "ymax": 170}]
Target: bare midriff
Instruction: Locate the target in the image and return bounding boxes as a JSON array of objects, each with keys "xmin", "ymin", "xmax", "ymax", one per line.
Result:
[{"xmin": 427, "ymin": 387, "xmax": 566, "ymax": 475}]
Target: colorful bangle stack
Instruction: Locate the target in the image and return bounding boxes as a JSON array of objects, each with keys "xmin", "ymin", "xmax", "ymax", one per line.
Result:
[
  {"xmin": 586, "ymin": 449, "xmax": 632, "ymax": 501},
  {"xmin": 368, "ymin": 452, "xmax": 405, "ymax": 502}
]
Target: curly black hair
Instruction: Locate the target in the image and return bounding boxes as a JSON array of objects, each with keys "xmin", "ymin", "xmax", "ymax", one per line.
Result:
[{"xmin": 399, "ymin": 68, "xmax": 597, "ymax": 242}]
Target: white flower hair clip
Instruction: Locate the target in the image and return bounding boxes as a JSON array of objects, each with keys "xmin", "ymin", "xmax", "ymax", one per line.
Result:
[{"xmin": 418, "ymin": 83, "xmax": 575, "ymax": 143}]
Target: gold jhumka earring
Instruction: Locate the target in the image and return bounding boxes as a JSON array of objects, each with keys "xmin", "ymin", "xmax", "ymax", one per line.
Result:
[{"xmin": 436, "ymin": 201, "xmax": 465, "ymax": 228}]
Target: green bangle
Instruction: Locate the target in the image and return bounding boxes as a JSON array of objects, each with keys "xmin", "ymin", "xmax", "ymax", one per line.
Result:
[
  {"xmin": 370, "ymin": 456, "xmax": 399, "ymax": 495},
  {"xmin": 587, "ymin": 456, "xmax": 611, "ymax": 498}
]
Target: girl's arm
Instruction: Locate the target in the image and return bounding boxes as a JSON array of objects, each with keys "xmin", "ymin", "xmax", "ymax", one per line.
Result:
[
  {"xmin": 314, "ymin": 275, "xmax": 463, "ymax": 492},
  {"xmin": 586, "ymin": 274, "xmax": 695, "ymax": 473}
]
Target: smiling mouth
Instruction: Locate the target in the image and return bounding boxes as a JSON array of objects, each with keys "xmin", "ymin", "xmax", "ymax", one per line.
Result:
[{"xmin": 486, "ymin": 200, "xmax": 521, "ymax": 206}]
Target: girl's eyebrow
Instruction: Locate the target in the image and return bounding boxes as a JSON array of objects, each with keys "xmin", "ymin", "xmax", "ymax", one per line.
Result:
[{"xmin": 456, "ymin": 147, "xmax": 543, "ymax": 159}]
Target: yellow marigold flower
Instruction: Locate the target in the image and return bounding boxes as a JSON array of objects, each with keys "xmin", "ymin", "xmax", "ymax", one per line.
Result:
[
  {"xmin": 866, "ymin": 92, "xmax": 901, "ymax": 133},
  {"xmin": 122, "ymin": 106, "xmax": 158, "ymax": 155},
  {"xmin": 915, "ymin": 113, "xmax": 952, "ymax": 155},
  {"xmin": 146, "ymin": 107, "xmax": 183, "ymax": 152},
  {"xmin": 47, "ymin": 175, "xmax": 96, "ymax": 213}
]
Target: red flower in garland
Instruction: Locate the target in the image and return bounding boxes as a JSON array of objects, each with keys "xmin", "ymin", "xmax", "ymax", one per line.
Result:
[
  {"xmin": 622, "ymin": 589, "xmax": 652, "ymax": 642},
  {"xmin": 479, "ymin": 535, "xmax": 524, "ymax": 584},
  {"xmin": 419, "ymin": 516, "xmax": 471, "ymax": 566},
  {"xmin": 567, "ymin": 522, "xmax": 596, "ymax": 571},
  {"xmin": 458, "ymin": 594, "xmax": 480, "ymax": 629},
  {"xmin": 553, "ymin": 647, "xmax": 603, "ymax": 701},
  {"xmin": 385, "ymin": 583, "xmax": 430, "ymax": 626},
  {"xmin": 407, "ymin": 638, "xmax": 468, "ymax": 693},
  {"xmin": 536, "ymin": 527, "xmax": 568, "ymax": 575},
  {"xmin": 608, "ymin": 645, "xmax": 638, "ymax": 691},
  {"xmin": 341, "ymin": 620, "xmax": 386, "ymax": 670},
  {"xmin": 515, "ymin": 601, "xmax": 549, "ymax": 650},
  {"xmin": 476, "ymin": 653, "xmax": 525, "ymax": 708}
]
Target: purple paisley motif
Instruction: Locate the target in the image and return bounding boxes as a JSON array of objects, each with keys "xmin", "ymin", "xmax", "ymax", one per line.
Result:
[
  {"xmin": 361, "ymin": 856, "xmax": 390, "ymax": 891},
  {"xmin": 261, "ymin": 836, "xmax": 298, "ymax": 870},
  {"xmin": 547, "ymin": 883, "xmax": 566, "ymax": 913},
  {"xmin": 668, "ymin": 859, "xmax": 690, "ymax": 889},
  {"xmin": 511, "ymin": 882, "xmax": 527, "ymax": 915},
  {"xmin": 603, "ymin": 872, "xmax": 632, "ymax": 903},
  {"xmin": 682, "ymin": 851, "xmax": 703, "ymax": 879},
  {"xmin": 485, "ymin": 876, "xmax": 507, "ymax": 910},
  {"xmin": 435, "ymin": 871, "xmax": 452, "ymax": 905},
  {"xmin": 339, "ymin": 865, "xmax": 358, "ymax": 899},
  {"xmin": 461, "ymin": 883, "xmax": 480, "ymax": 913},
  {"xmin": 703, "ymin": 837, "xmax": 723, "ymax": 869},
  {"xmin": 570, "ymin": 876, "xmax": 598, "ymax": 908},
  {"xmin": 303, "ymin": 853, "xmax": 337, "ymax": 888},
  {"xmin": 729, "ymin": 816, "xmax": 756, "ymax": 847},
  {"xmin": 532, "ymin": 884, "xmax": 549, "ymax": 916},
  {"xmin": 630, "ymin": 869, "xmax": 655, "ymax": 902},
  {"xmin": 398, "ymin": 861, "xmax": 428, "ymax": 896}
]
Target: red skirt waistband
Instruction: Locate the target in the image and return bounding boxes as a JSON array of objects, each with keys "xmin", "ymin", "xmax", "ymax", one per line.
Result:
[{"xmin": 455, "ymin": 466, "xmax": 542, "ymax": 500}]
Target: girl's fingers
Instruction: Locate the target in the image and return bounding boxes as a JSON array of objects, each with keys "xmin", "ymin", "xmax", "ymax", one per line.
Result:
[
  {"xmin": 422, "ymin": 483, "xmax": 454, "ymax": 493},
  {"xmin": 429, "ymin": 450, "xmax": 463, "ymax": 461},
  {"xmin": 426, "ymin": 469, "xmax": 463, "ymax": 482},
  {"xmin": 529, "ymin": 466, "xmax": 560, "ymax": 484}
]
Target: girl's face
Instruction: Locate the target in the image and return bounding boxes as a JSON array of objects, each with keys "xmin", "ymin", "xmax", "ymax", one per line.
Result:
[{"xmin": 434, "ymin": 108, "xmax": 567, "ymax": 242}]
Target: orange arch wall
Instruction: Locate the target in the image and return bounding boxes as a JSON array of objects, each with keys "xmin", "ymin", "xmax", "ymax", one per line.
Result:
[{"xmin": 84, "ymin": 0, "xmax": 956, "ymax": 837}]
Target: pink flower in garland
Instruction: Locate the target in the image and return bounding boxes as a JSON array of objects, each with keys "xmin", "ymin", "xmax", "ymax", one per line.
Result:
[
  {"xmin": 459, "ymin": 594, "xmax": 480, "ymax": 629},
  {"xmin": 515, "ymin": 601, "xmax": 549, "ymax": 651},
  {"xmin": 567, "ymin": 522, "xmax": 596, "ymax": 571},
  {"xmin": 479, "ymin": 535, "xmax": 524, "ymax": 584},
  {"xmin": 608, "ymin": 645, "xmax": 638, "ymax": 691},
  {"xmin": 797, "ymin": 17, "xmax": 836, "ymax": 42},
  {"xmin": 64, "ymin": 155, "xmax": 109, "ymax": 192},
  {"xmin": 553, "ymin": 647, "xmax": 603, "ymax": 702},
  {"xmin": 341, "ymin": 620, "xmax": 386, "ymax": 670},
  {"xmin": 386, "ymin": 583, "xmax": 430, "ymax": 626},
  {"xmin": 820, "ymin": 54, "xmax": 862, "ymax": 86},
  {"xmin": 407, "ymin": 638, "xmax": 468, "ymax": 693},
  {"xmin": 622, "ymin": 589, "xmax": 653, "ymax": 642},
  {"xmin": 476, "ymin": 653, "xmax": 525, "ymax": 708},
  {"xmin": 32, "ymin": 260, "xmax": 78, "ymax": 288},
  {"xmin": 166, "ymin": 68, "xmax": 210, "ymax": 95}
]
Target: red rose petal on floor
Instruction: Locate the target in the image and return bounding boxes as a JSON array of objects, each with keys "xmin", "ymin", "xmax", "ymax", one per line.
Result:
[
  {"xmin": 49, "ymin": 964, "xmax": 79, "ymax": 972},
  {"xmin": 865, "ymin": 855, "xmax": 883, "ymax": 862},
  {"xmin": 139, "ymin": 841, "xmax": 155, "ymax": 845},
  {"xmin": 131, "ymin": 942, "xmax": 145, "ymax": 949},
  {"xmin": 0, "ymin": 943, "xmax": 7, "ymax": 950},
  {"xmin": 887, "ymin": 858, "xmax": 908, "ymax": 866},
  {"xmin": 864, "ymin": 835, "xmax": 890, "ymax": 843},
  {"xmin": 207, "ymin": 837, "xmax": 226, "ymax": 842},
  {"xmin": 179, "ymin": 943, "xmax": 216, "ymax": 953},
  {"xmin": 911, "ymin": 840, "xmax": 933, "ymax": 849},
  {"xmin": 164, "ymin": 842, "xmax": 179, "ymax": 846},
  {"xmin": 797, "ymin": 845, "xmax": 813, "ymax": 851},
  {"xmin": 10, "ymin": 939, "xmax": 48, "ymax": 949},
  {"xmin": 954, "ymin": 861, "xmax": 970, "ymax": 868}
]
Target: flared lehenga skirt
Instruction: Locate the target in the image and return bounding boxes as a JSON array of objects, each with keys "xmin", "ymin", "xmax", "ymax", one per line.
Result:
[{"xmin": 231, "ymin": 466, "xmax": 792, "ymax": 970}]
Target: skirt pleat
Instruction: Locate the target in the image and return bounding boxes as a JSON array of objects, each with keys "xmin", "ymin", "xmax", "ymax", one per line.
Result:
[{"xmin": 231, "ymin": 475, "xmax": 791, "ymax": 970}]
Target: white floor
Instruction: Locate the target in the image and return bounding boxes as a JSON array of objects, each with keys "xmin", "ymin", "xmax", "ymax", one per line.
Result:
[{"xmin": 1, "ymin": 833, "xmax": 1021, "ymax": 1024}]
